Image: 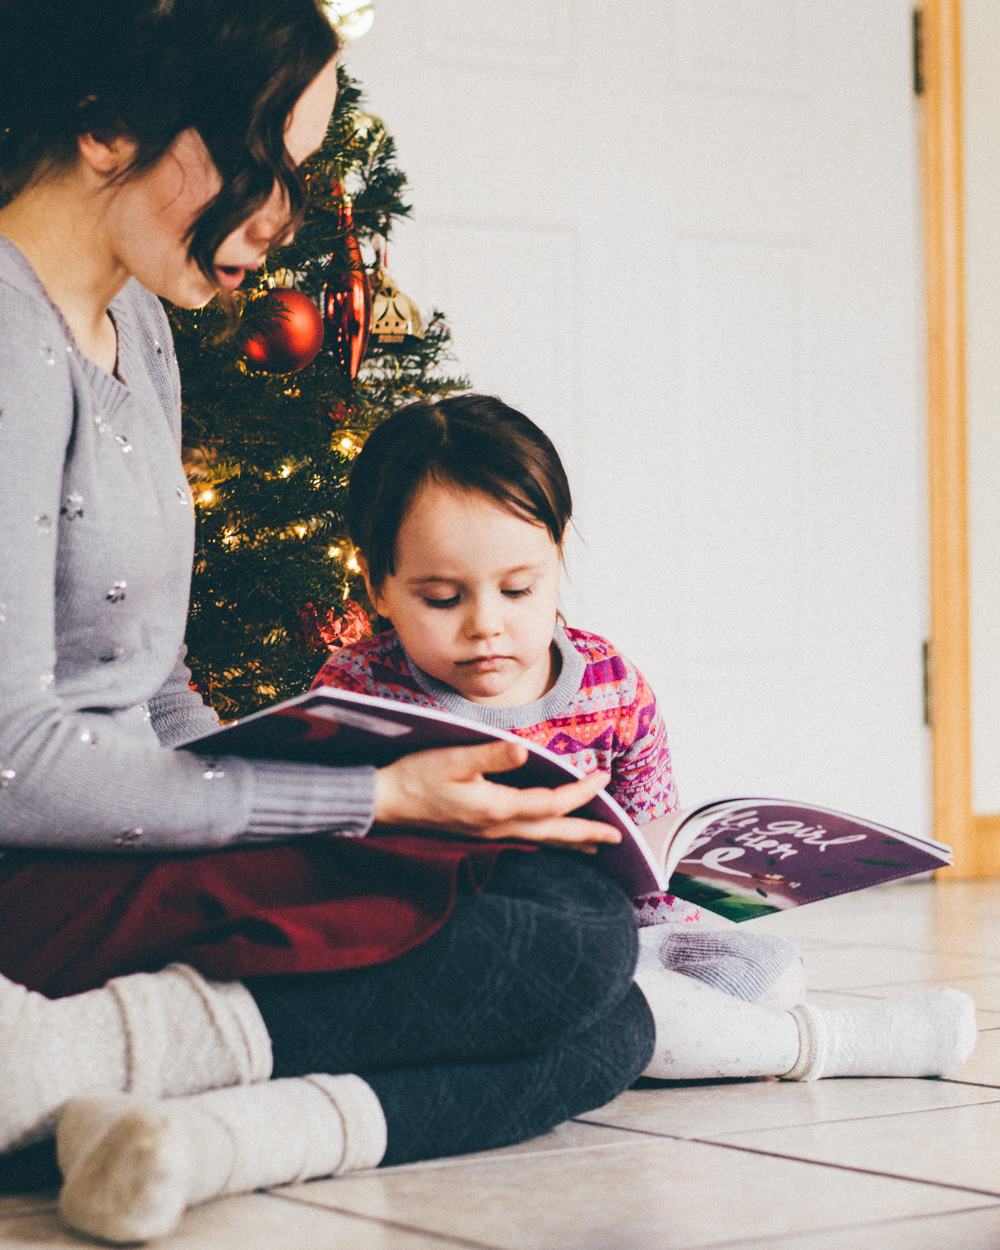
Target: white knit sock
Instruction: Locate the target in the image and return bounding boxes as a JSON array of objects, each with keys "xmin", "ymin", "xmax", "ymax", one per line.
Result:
[
  {"xmin": 56, "ymin": 1075, "xmax": 387, "ymax": 1245},
  {"xmin": 636, "ymin": 966, "xmax": 801, "ymax": 1079},
  {"xmin": 0, "ymin": 964, "xmax": 271, "ymax": 1151},
  {"xmin": 783, "ymin": 989, "xmax": 977, "ymax": 1081}
]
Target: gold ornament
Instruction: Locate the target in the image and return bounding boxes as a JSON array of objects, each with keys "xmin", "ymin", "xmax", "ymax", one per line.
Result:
[
  {"xmin": 323, "ymin": 0, "xmax": 374, "ymax": 41},
  {"xmin": 370, "ymin": 269, "xmax": 425, "ymax": 350}
]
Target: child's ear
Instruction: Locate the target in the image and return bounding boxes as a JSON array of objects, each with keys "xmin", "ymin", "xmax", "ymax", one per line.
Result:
[{"xmin": 77, "ymin": 132, "xmax": 137, "ymax": 176}]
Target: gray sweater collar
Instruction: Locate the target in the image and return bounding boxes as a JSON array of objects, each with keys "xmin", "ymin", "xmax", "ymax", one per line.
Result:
[
  {"xmin": 0, "ymin": 234, "xmax": 139, "ymax": 413},
  {"xmin": 403, "ymin": 623, "xmax": 585, "ymax": 729}
]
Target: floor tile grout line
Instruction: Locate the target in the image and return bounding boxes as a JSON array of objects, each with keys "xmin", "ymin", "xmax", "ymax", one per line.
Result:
[
  {"xmin": 575, "ymin": 1087, "xmax": 1000, "ymax": 1139},
  {"xmin": 576, "ymin": 1117, "xmax": 1000, "ymax": 1200},
  {"xmin": 683, "ymin": 1201, "xmax": 1000, "ymax": 1250},
  {"xmin": 267, "ymin": 1190, "xmax": 504, "ymax": 1250},
  {"xmin": 682, "ymin": 1137, "xmax": 1000, "ymax": 1199}
]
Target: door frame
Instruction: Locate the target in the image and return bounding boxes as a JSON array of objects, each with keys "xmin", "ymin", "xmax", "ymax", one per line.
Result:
[{"xmin": 922, "ymin": 0, "xmax": 1000, "ymax": 873}]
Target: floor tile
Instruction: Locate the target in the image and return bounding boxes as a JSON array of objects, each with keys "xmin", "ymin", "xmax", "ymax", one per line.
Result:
[
  {"xmin": 576, "ymin": 1075, "xmax": 1000, "ymax": 1139},
  {"xmin": 753, "ymin": 880, "xmax": 1000, "ymax": 961},
  {"xmin": 286, "ymin": 1135, "xmax": 989, "ymax": 1249},
  {"xmin": 724, "ymin": 1203, "xmax": 1000, "ymax": 1250},
  {"xmin": 797, "ymin": 945, "xmax": 998, "ymax": 991},
  {"xmin": 707, "ymin": 1099, "xmax": 1000, "ymax": 1195},
  {"xmin": 0, "ymin": 1192, "xmax": 448, "ymax": 1249}
]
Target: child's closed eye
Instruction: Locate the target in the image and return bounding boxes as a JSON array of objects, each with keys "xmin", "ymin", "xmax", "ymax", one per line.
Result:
[
  {"xmin": 502, "ymin": 586, "xmax": 532, "ymax": 598},
  {"xmin": 423, "ymin": 595, "xmax": 461, "ymax": 609}
]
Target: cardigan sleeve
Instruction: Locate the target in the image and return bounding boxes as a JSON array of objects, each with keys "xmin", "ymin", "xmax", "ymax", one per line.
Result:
[
  {"xmin": 147, "ymin": 646, "xmax": 223, "ymax": 748},
  {"xmin": 0, "ymin": 275, "xmax": 376, "ymax": 851}
]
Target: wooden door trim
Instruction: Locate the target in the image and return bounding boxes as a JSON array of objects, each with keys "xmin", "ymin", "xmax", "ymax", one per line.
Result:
[{"xmin": 922, "ymin": 0, "xmax": 978, "ymax": 874}]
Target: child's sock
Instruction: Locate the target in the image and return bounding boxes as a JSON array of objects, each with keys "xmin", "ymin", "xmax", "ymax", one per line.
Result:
[
  {"xmin": 783, "ymin": 989, "xmax": 977, "ymax": 1081},
  {"xmin": 636, "ymin": 966, "xmax": 802, "ymax": 1079},
  {"xmin": 635, "ymin": 968, "xmax": 977, "ymax": 1082},
  {"xmin": 56, "ymin": 1075, "xmax": 387, "ymax": 1245},
  {"xmin": 638, "ymin": 923, "xmax": 805, "ymax": 1006},
  {"xmin": 0, "ymin": 963, "xmax": 271, "ymax": 1151}
]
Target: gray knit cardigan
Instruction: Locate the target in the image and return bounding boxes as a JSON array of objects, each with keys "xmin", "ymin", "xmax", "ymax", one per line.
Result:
[{"xmin": 0, "ymin": 237, "xmax": 375, "ymax": 851}]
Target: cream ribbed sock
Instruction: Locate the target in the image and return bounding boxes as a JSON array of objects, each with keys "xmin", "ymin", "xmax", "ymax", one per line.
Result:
[
  {"xmin": 636, "ymin": 967, "xmax": 802, "ymax": 1079},
  {"xmin": 57, "ymin": 1075, "xmax": 387, "ymax": 1245},
  {"xmin": 783, "ymin": 989, "xmax": 977, "ymax": 1081},
  {"xmin": 0, "ymin": 963, "xmax": 272, "ymax": 1151}
]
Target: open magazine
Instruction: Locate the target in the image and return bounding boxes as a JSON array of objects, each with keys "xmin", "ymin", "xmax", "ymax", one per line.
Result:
[{"xmin": 181, "ymin": 685, "xmax": 952, "ymax": 919}]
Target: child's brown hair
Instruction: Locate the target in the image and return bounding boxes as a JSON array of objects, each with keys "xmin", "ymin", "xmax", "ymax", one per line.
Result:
[{"xmin": 347, "ymin": 394, "xmax": 572, "ymax": 592}]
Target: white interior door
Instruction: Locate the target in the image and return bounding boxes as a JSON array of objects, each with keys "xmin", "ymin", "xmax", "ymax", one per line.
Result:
[{"xmin": 345, "ymin": 0, "xmax": 930, "ymax": 833}]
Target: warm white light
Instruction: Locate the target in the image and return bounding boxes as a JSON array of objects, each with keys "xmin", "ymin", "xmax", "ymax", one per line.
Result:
[
  {"xmin": 325, "ymin": 0, "xmax": 374, "ymax": 40},
  {"xmin": 199, "ymin": 490, "xmax": 214, "ymax": 504},
  {"xmin": 280, "ymin": 465, "xmax": 291, "ymax": 478},
  {"xmin": 346, "ymin": 553, "xmax": 360, "ymax": 572},
  {"xmin": 328, "ymin": 546, "xmax": 342, "ymax": 558}
]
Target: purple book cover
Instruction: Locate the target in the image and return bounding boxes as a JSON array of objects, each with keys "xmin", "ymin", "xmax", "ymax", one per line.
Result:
[
  {"xmin": 181, "ymin": 689, "xmax": 951, "ymax": 913},
  {"xmin": 663, "ymin": 800, "xmax": 952, "ymax": 922}
]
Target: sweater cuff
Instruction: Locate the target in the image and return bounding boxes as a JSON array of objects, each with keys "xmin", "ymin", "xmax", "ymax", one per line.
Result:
[{"xmin": 245, "ymin": 761, "xmax": 376, "ymax": 839}]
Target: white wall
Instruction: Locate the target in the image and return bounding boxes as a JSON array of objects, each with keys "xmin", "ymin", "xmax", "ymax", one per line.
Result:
[
  {"xmin": 963, "ymin": 0, "xmax": 1000, "ymax": 816},
  {"xmin": 344, "ymin": 1, "xmax": 930, "ymax": 833}
]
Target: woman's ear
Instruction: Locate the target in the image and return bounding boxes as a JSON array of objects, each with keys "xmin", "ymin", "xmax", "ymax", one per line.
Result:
[{"xmin": 77, "ymin": 132, "xmax": 138, "ymax": 176}]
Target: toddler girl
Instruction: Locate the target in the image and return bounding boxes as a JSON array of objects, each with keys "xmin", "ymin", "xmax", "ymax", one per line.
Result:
[{"xmin": 314, "ymin": 391, "xmax": 699, "ymax": 926}]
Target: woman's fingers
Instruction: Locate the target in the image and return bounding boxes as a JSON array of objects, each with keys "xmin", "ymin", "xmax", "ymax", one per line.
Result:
[
  {"xmin": 373, "ymin": 742, "xmax": 619, "ymax": 844},
  {"xmin": 478, "ymin": 816, "xmax": 621, "ymax": 846},
  {"xmin": 449, "ymin": 739, "xmax": 529, "ymax": 778}
]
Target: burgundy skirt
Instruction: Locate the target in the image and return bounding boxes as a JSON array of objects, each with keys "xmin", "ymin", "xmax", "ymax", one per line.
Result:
[{"xmin": 0, "ymin": 832, "xmax": 532, "ymax": 998}]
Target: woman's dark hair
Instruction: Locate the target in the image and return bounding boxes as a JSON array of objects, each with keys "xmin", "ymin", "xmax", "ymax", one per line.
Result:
[
  {"xmin": 347, "ymin": 394, "xmax": 573, "ymax": 591},
  {"xmin": 0, "ymin": 0, "xmax": 337, "ymax": 284}
]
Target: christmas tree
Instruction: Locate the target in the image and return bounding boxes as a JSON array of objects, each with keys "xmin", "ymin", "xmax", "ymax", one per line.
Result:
[{"xmin": 173, "ymin": 68, "xmax": 468, "ymax": 722}]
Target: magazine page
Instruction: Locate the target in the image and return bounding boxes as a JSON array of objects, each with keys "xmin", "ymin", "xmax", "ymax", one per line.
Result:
[
  {"xmin": 663, "ymin": 799, "xmax": 952, "ymax": 922},
  {"xmin": 181, "ymin": 686, "xmax": 666, "ymax": 898}
]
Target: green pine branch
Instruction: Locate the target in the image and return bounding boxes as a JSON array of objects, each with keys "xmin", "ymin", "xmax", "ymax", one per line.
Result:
[{"xmin": 171, "ymin": 68, "xmax": 468, "ymax": 721}]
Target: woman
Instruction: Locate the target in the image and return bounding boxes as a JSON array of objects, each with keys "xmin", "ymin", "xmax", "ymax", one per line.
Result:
[{"xmin": 0, "ymin": 0, "xmax": 654, "ymax": 1240}]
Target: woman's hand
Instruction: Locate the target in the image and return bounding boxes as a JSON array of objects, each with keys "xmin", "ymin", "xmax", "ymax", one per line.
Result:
[{"xmin": 374, "ymin": 741, "xmax": 621, "ymax": 851}]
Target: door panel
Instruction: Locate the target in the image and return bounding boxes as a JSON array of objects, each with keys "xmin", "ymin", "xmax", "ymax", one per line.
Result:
[{"xmin": 345, "ymin": 1, "xmax": 928, "ymax": 831}]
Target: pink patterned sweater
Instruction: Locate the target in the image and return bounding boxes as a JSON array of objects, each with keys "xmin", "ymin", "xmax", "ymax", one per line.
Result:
[{"xmin": 311, "ymin": 625, "xmax": 697, "ymax": 925}]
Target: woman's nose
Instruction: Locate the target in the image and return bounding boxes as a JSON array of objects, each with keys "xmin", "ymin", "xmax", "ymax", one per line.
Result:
[{"xmin": 244, "ymin": 183, "xmax": 293, "ymax": 249}]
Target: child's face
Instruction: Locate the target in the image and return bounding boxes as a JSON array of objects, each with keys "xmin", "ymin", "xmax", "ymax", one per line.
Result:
[{"xmin": 368, "ymin": 480, "xmax": 563, "ymax": 707}]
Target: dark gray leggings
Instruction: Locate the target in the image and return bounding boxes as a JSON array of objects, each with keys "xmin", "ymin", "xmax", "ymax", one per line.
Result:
[{"xmin": 246, "ymin": 848, "xmax": 655, "ymax": 1165}]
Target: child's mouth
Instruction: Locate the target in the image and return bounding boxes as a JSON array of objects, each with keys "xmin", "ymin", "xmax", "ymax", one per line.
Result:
[{"xmin": 458, "ymin": 656, "xmax": 508, "ymax": 672}]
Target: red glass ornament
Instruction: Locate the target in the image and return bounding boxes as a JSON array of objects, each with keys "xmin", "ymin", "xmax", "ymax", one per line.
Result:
[
  {"xmin": 242, "ymin": 289, "xmax": 325, "ymax": 373},
  {"xmin": 292, "ymin": 600, "xmax": 373, "ymax": 653},
  {"xmin": 322, "ymin": 198, "xmax": 372, "ymax": 387}
]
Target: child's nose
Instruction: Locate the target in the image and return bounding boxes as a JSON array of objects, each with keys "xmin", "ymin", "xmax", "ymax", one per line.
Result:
[{"xmin": 465, "ymin": 598, "xmax": 503, "ymax": 639}]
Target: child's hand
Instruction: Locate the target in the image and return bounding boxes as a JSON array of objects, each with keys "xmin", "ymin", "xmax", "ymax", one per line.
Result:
[{"xmin": 374, "ymin": 741, "xmax": 621, "ymax": 851}]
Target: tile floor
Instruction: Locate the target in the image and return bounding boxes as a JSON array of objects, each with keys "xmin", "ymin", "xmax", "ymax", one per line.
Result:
[{"xmin": 7, "ymin": 877, "xmax": 1000, "ymax": 1248}]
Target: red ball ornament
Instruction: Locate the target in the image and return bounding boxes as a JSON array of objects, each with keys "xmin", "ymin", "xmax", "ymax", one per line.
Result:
[
  {"xmin": 242, "ymin": 289, "xmax": 325, "ymax": 374},
  {"xmin": 322, "ymin": 197, "xmax": 372, "ymax": 388}
]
